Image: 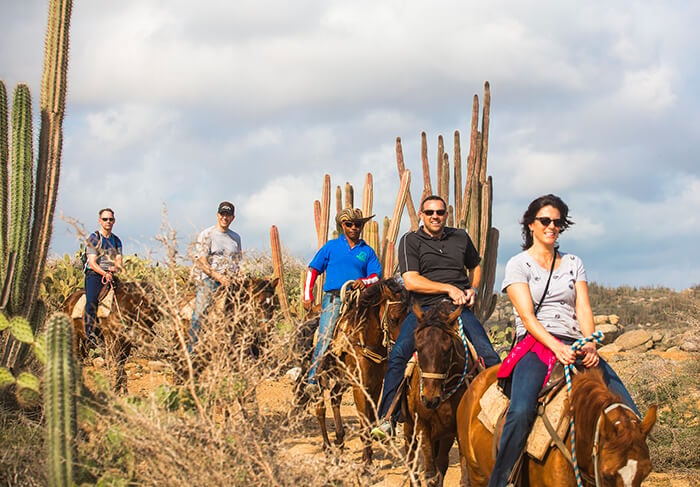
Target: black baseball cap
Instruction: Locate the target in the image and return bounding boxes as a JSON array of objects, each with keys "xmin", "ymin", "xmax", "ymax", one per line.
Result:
[{"xmin": 217, "ymin": 201, "xmax": 235, "ymax": 215}]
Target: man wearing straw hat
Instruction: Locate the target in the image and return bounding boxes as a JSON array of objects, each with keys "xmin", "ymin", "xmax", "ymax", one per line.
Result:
[{"xmin": 302, "ymin": 208, "xmax": 382, "ymax": 397}]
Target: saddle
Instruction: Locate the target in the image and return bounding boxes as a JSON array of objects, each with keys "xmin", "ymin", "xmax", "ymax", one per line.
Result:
[
  {"xmin": 478, "ymin": 363, "xmax": 572, "ymax": 461},
  {"xmin": 70, "ymin": 287, "xmax": 116, "ymax": 320}
]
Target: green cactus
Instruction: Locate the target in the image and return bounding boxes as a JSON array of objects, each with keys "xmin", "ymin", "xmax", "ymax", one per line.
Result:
[
  {"xmin": 0, "ymin": 0, "xmax": 73, "ymax": 408},
  {"xmin": 44, "ymin": 312, "xmax": 77, "ymax": 487}
]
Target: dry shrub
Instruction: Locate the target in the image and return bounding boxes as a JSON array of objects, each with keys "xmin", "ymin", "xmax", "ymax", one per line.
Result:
[{"xmin": 68, "ymin": 226, "xmax": 419, "ymax": 486}]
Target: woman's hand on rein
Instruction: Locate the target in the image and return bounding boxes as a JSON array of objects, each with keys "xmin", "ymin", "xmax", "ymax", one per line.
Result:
[
  {"xmin": 579, "ymin": 343, "xmax": 600, "ymax": 368},
  {"xmin": 552, "ymin": 341, "xmax": 576, "ymax": 365}
]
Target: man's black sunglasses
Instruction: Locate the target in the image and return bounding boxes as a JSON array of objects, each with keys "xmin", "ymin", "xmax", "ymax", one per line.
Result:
[
  {"xmin": 423, "ymin": 209, "xmax": 446, "ymax": 216},
  {"xmin": 101, "ymin": 217, "xmax": 115, "ymax": 222},
  {"xmin": 534, "ymin": 217, "xmax": 565, "ymax": 228},
  {"xmin": 343, "ymin": 221, "xmax": 363, "ymax": 228}
]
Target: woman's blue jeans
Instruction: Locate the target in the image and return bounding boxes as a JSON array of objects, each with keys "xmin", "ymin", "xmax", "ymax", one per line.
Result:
[
  {"xmin": 488, "ymin": 351, "xmax": 640, "ymax": 487},
  {"xmin": 306, "ymin": 293, "xmax": 342, "ymax": 385},
  {"xmin": 377, "ymin": 304, "xmax": 501, "ymax": 420}
]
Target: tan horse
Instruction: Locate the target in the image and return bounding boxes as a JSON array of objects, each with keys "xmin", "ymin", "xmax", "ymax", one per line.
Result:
[
  {"xmin": 314, "ymin": 278, "xmax": 409, "ymax": 465},
  {"xmin": 404, "ymin": 301, "xmax": 479, "ymax": 487},
  {"xmin": 456, "ymin": 366, "xmax": 657, "ymax": 486},
  {"xmin": 63, "ymin": 281, "xmax": 160, "ymax": 393}
]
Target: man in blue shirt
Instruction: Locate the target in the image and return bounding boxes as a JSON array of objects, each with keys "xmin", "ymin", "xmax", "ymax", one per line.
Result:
[
  {"xmin": 84, "ymin": 208, "xmax": 123, "ymax": 349},
  {"xmin": 302, "ymin": 208, "xmax": 382, "ymax": 396}
]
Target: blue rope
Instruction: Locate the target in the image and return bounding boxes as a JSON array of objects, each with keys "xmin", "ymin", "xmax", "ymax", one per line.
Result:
[
  {"xmin": 442, "ymin": 316, "xmax": 470, "ymax": 400},
  {"xmin": 564, "ymin": 331, "xmax": 604, "ymax": 487}
]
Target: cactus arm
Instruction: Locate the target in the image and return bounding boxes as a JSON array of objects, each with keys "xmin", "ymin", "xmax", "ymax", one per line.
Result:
[
  {"xmin": 9, "ymin": 85, "xmax": 34, "ymax": 315},
  {"xmin": 319, "ymin": 175, "xmax": 330, "ymax": 249},
  {"xmin": 436, "ymin": 134, "xmax": 444, "ymax": 198},
  {"xmin": 0, "ymin": 81, "xmax": 8, "ymax": 279},
  {"xmin": 344, "ymin": 182, "xmax": 353, "ymax": 209},
  {"xmin": 25, "ymin": 0, "xmax": 73, "ymax": 318},
  {"xmin": 395, "ymin": 137, "xmax": 419, "ymax": 230},
  {"xmin": 453, "ymin": 131, "xmax": 462, "ymax": 225},
  {"xmin": 420, "ymin": 131, "xmax": 432, "ymax": 202},
  {"xmin": 44, "ymin": 312, "xmax": 77, "ymax": 487},
  {"xmin": 270, "ymin": 226, "xmax": 292, "ymax": 323},
  {"xmin": 479, "ymin": 81, "xmax": 491, "ymax": 183},
  {"xmin": 439, "ymin": 153, "xmax": 450, "ymax": 204}
]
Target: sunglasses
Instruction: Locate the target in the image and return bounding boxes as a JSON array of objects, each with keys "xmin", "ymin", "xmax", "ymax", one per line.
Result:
[
  {"xmin": 534, "ymin": 217, "xmax": 565, "ymax": 228},
  {"xmin": 423, "ymin": 209, "xmax": 446, "ymax": 216},
  {"xmin": 342, "ymin": 221, "xmax": 363, "ymax": 229},
  {"xmin": 101, "ymin": 217, "xmax": 115, "ymax": 222}
]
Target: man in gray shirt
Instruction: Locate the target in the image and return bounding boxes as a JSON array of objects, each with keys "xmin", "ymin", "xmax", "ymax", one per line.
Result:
[{"xmin": 188, "ymin": 201, "xmax": 242, "ymax": 352}]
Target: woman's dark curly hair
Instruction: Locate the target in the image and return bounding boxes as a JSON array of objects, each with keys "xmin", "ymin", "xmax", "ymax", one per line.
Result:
[{"xmin": 520, "ymin": 194, "xmax": 574, "ymax": 250}]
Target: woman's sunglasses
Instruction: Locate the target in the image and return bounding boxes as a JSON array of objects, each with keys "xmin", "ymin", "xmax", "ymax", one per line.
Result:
[
  {"xmin": 534, "ymin": 217, "xmax": 565, "ymax": 228},
  {"xmin": 423, "ymin": 209, "xmax": 446, "ymax": 216}
]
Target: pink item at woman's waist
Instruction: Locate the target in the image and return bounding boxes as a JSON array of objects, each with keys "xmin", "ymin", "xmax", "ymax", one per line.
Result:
[{"xmin": 497, "ymin": 334, "xmax": 559, "ymax": 387}]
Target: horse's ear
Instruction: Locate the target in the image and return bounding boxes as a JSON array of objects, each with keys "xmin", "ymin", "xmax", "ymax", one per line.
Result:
[
  {"xmin": 413, "ymin": 301, "xmax": 424, "ymax": 322},
  {"xmin": 448, "ymin": 305, "xmax": 463, "ymax": 325},
  {"xmin": 640, "ymin": 405, "xmax": 657, "ymax": 437}
]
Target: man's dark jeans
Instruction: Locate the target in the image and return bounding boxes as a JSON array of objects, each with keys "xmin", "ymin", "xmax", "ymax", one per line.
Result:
[
  {"xmin": 377, "ymin": 304, "xmax": 501, "ymax": 419},
  {"xmin": 84, "ymin": 271, "xmax": 104, "ymax": 342}
]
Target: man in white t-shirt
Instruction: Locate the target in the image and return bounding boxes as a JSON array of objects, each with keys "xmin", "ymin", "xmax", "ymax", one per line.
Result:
[{"xmin": 188, "ymin": 201, "xmax": 242, "ymax": 352}]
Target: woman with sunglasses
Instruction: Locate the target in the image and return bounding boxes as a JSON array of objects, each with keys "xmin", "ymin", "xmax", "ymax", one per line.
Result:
[
  {"xmin": 302, "ymin": 208, "xmax": 382, "ymax": 397},
  {"xmin": 83, "ymin": 207, "xmax": 123, "ymax": 349},
  {"xmin": 489, "ymin": 194, "xmax": 640, "ymax": 487}
]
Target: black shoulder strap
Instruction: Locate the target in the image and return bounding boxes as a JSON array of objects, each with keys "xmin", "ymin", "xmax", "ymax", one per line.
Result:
[{"xmin": 534, "ymin": 249, "xmax": 557, "ymax": 317}]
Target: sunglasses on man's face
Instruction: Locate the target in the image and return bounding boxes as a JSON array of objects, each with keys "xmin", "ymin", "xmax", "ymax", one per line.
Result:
[
  {"xmin": 343, "ymin": 221, "xmax": 363, "ymax": 229},
  {"xmin": 101, "ymin": 217, "xmax": 115, "ymax": 222},
  {"xmin": 422, "ymin": 209, "xmax": 446, "ymax": 216},
  {"xmin": 534, "ymin": 217, "xmax": 565, "ymax": 228}
]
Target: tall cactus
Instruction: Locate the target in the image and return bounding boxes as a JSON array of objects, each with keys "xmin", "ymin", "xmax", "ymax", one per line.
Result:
[
  {"xmin": 270, "ymin": 225, "xmax": 292, "ymax": 323},
  {"xmin": 44, "ymin": 312, "xmax": 77, "ymax": 487},
  {"xmin": 0, "ymin": 0, "xmax": 73, "ymax": 404},
  {"xmin": 311, "ymin": 82, "xmax": 499, "ymax": 323}
]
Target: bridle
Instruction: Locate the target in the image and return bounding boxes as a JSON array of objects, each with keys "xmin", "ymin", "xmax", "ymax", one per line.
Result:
[
  {"xmin": 417, "ymin": 316, "xmax": 476, "ymax": 402},
  {"xmin": 592, "ymin": 403, "xmax": 641, "ymax": 487}
]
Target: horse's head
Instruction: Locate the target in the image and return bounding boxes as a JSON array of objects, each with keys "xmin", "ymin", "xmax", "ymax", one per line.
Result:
[
  {"xmin": 117, "ymin": 281, "xmax": 161, "ymax": 332},
  {"xmin": 241, "ymin": 276, "xmax": 279, "ymax": 322},
  {"xmin": 571, "ymin": 369, "xmax": 657, "ymax": 487},
  {"xmin": 414, "ymin": 301, "xmax": 463, "ymax": 409},
  {"xmin": 355, "ymin": 278, "xmax": 409, "ymax": 339}
]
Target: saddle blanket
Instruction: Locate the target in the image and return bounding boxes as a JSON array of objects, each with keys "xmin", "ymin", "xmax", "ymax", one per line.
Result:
[
  {"xmin": 70, "ymin": 289, "xmax": 115, "ymax": 319},
  {"xmin": 478, "ymin": 381, "xmax": 570, "ymax": 461}
]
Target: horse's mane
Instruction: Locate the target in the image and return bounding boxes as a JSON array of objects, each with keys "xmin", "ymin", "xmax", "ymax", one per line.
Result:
[
  {"xmin": 358, "ymin": 277, "xmax": 408, "ymax": 309},
  {"xmin": 415, "ymin": 300, "xmax": 456, "ymax": 333},
  {"xmin": 571, "ymin": 368, "xmax": 637, "ymax": 452}
]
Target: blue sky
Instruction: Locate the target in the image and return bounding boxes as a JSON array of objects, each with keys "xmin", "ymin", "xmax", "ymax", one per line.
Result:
[{"xmin": 2, "ymin": 1, "xmax": 699, "ymax": 290}]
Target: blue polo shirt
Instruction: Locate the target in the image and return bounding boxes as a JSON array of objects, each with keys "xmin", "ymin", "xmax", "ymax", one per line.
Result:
[{"xmin": 309, "ymin": 235, "xmax": 382, "ymax": 292}]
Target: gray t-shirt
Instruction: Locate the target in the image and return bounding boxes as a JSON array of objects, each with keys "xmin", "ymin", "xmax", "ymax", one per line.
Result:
[
  {"xmin": 501, "ymin": 250, "xmax": 587, "ymax": 340},
  {"xmin": 195, "ymin": 225, "xmax": 242, "ymax": 279}
]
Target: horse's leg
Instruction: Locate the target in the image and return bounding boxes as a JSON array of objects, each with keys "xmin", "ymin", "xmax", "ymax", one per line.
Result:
[
  {"xmin": 113, "ymin": 335, "xmax": 131, "ymax": 395},
  {"xmin": 352, "ymin": 383, "xmax": 373, "ymax": 465},
  {"xmin": 434, "ymin": 436, "xmax": 455, "ymax": 485},
  {"xmin": 420, "ymin": 431, "xmax": 441, "ymax": 487},
  {"xmin": 330, "ymin": 384, "xmax": 345, "ymax": 447},
  {"xmin": 315, "ymin": 397, "xmax": 332, "ymax": 452}
]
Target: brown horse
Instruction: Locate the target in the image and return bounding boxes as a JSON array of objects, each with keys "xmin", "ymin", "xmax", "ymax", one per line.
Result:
[
  {"xmin": 456, "ymin": 366, "xmax": 657, "ymax": 486},
  {"xmin": 403, "ymin": 301, "xmax": 478, "ymax": 487},
  {"xmin": 63, "ymin": 280, "xmax": 160, "ymax": 393},
  {"xmin": 314, "ymin": 277, "xmax": 409, "ymax": 465}
]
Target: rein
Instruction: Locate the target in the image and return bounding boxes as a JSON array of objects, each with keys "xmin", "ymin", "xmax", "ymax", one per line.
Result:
[
  {"xmin": 564, "ymin": 331, "xmax": 604, "ymax": 487},
  {"xmin": 418, "ymin": 316, "xmax": 475, "ymax": 401}
]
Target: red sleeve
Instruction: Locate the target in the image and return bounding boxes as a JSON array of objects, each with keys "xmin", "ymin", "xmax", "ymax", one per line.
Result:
[{"xmin": 303, "ymin": 268, "xmax": 319, "ymax": 301}]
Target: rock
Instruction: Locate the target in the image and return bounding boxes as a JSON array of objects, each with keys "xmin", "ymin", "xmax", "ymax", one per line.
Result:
[
  {"xmin": 595, "ymin": 324, "xmax": 621, "ymax": 345},
  {"xmin": 666, "ymin": 346, "xmax": 682, "ymax": 353},
  {"xmin": 593, "ymin": 315, "xmax": 608, "ymax": 325},
  {"xmin": 608, "ymin": 314, "xmax": 620, "ymax": 325},
  {"xmin": 628, "ymin": 340, "xmax": 654, "ymax": 353},
  {"xmin": 285, "ymin": 367, "xmax": 302, "ymax": 383},
  {"xmin": 598, "ymin": 343, "xmax": 621, "ymax": 360},
  {"xmin": 615, "ymin": 330, "xmax": 652, "ymax": 351},
  {"xmin": 651, "ymin": 331, "xmax": 664, "ymax": 342},
  {"xmin": 680, "ymin": 340, "xmax": 698, "ymax": 352},
  {"xmin": 92, "ymin": 357, "xmax": 105, "ymax": 368}
]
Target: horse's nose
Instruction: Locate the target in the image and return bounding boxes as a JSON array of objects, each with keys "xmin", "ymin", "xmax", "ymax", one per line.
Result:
[{"xmin": 421, "ymin": 395, "xmax": 440, "ymax": 410}]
